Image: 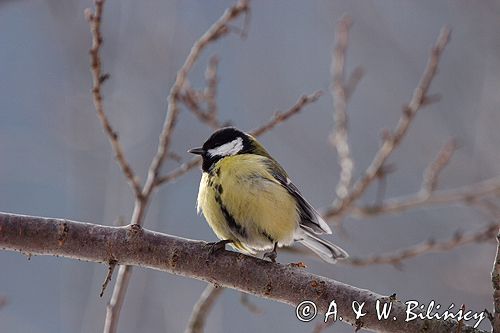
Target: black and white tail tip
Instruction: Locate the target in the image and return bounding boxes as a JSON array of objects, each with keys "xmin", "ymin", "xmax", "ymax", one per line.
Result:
[{"xmin": 298, "ymin": 229, "xmax": 348, "ymax": 264}]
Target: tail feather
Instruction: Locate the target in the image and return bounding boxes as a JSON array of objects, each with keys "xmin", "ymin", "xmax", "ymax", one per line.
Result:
[{"xmin": 298, "ymin": 229, "xmax": 348, "ymax": 264}]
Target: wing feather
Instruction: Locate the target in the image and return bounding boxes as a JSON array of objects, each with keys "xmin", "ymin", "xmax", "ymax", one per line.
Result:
[{"xmin": 263, "ymin": 159, "xmax": 332, "ymax": 235}]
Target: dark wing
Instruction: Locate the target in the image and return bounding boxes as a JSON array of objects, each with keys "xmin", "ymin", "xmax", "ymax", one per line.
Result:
[{"xmin": 263, "ymin": 159, "xmax": 332, "ymax": 235}]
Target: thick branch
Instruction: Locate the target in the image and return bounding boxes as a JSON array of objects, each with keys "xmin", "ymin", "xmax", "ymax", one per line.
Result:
[{"xmin": 0, "ymin": 212, "xmax": 486, "ymax": 333}]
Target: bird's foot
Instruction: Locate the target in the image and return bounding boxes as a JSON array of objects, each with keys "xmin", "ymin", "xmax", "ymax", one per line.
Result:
[
  {"xmin": 207, "ymin": 239, "xmax": 233, "ymax": 254},
  {"xmin": 263, "ymin": 244, "xmax": 278, "ymax": 263},
  {"xmin": 263, "ymin": 251, "xmax": 277, "ymax": 263}
]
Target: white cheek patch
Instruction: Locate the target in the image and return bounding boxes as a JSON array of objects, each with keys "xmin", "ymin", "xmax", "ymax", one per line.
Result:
[{"xmin": 208, "ymin": 137, "xmax": 244, "ymax": 157}]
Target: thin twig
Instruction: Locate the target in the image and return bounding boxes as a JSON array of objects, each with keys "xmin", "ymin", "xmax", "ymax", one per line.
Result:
[
  {"xmin": 422, "ymin": 139, "xmax": 457, "ymax": 194},
  {"xmin": 141, "ymin": 0, "xmax": 250, "ymax": 201},
  {"xmin": 84, "ymin": 0, "xmax": 142, "ymax": 198},
  {"xmin": 168, "ymin": 152, "xmax": 184, "ymax": 164},
  {"xmin": 325, "ymin": 26, "xmax": 451, "ymax": 220},
  {"xmin": 346, "ymin": 224, "xmax": 498, "ymax": 267},
  {"xmin": 181, "ymin": 56, "xmax": 223, "ymax": 129},
  {"xmin": 184, "ymin": 284, "xmax": 224, "ymax": 333},
  {"xmin": 491, "ymin": 228, "xmax": 500, "ymax": 333},
  {"xmin": 85, "ymin": 1, "xmax": 144, "ymax": 325},
  {"xmin": 181, "ymin": 84, "xmax": 222, "ymax": 129},
  {"xmin": 156, "ymin": 157, "xmax": 201, "ymax": 185},
  {"xmin": 345, "ymin": 66, "xmax": 364, "ymax": 101},
  {"xmin": 470, "ymin": 199, "xmax": 500, "ymax": 221},
  {"xmin": 373, "ymin": 163, "xmax": 396, "ymax": 205},
  {"xmin": 348, "ymin": 139, "xmax": 458, "ymax": 217},
  {"xmin": 350, "ymin": 176, "xmax": 500, "ymax": 218},
  {"xmin": 154, "ymin": 90, "xmax": 323, "ymax": 186},
  {"xmin": 204, "ymin": 55, "xmax": 220, "ymax": 127},
  {"xmin": 103, "ymin": 2, "xmax": 251, "ymax": 332},
  {"xmin": 240, "ymin": 293, "xmax": 262, "ymax": 315},
  {"xmin": 250, "ymin": 91, "xmax": 322, "ymax": 137},
  {"xmin": 100, "ymin": 259, "xmax": 117, "ymax": 297},
  {"xmin": 103, "ymin": 265, "xmax": 133, "ymax": 333},
  {"xmin": 285, "ymin": 223, "xmax": 498, "ymax": 268},
  {"xmin": 331, "ymin": 15, "xmax": 355, "ymax": 200}
]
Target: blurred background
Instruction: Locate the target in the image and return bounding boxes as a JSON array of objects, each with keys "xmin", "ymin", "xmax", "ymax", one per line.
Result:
[{"xmin": 1, "ymin": 0, "xmax": 500, "ymax": 332}]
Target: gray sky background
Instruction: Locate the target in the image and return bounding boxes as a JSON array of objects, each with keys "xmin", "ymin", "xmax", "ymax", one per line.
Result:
[{"xmin": 1, "ymin": 1, "xmax": 500, "ymax": 332}]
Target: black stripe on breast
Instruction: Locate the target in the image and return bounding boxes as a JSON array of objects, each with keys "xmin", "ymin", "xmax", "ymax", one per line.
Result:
[
  {"xmin": 260, "ymin": 229, "xmax": 275, "ymax": 243},
  {"xmin": 215, "ymin": 193, "xmax": 247, "ymax": 239}
]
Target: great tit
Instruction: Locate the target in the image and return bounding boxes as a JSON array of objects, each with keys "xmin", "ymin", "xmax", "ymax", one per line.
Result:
[{"xmin": 189, "ymin": 127, "xmax": 348, "ymax": 264}]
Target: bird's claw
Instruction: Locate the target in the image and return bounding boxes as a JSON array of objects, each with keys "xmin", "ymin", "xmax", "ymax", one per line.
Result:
[
  {"xmin": 207, "ymin": 239, "xmax": 232, "ymax": 254},
  {"xmin": 263, "ymin": 249, "xmax": 277, "ymax": 263}
]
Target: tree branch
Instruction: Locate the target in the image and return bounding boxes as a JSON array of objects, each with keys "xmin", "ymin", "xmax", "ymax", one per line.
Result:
[
  {"xmin": 250, "ymin": 91, "xmax": 323, "ymax": 137},
  {"xmin": 0, "ymin": 211, "xmax": 487, "ymax": 333},
  {"xmin": 331, "ymin": 15, "xmax": 355, "ymax": 201},
  {"xmin": 100, "ymin": 2, "xmax": 251, "ymax": 331},
  {"xmin": 349, "ymin": 176, "xmax": 500, "ymax": 218},
  {"xmin": 141, "ymin": 0, "xmax": 250, "ymax": 201},
  {"xmin": 181, "ymin": 56, "xmax": 222, "ymax": 130},
  {"xmin": 347, "ymin": 139, "xmax": 461, "ymax": 218},
  {"xmin": 100, "ymin": 259, "xmax": 117, "ymax": 297},
  {"xmin": 421, "ymin": 139, "xmax": 456, "ymax": 194},
  {"xmin": 84, "ymin": 0, "xmax": 142, "ymax": 198},
  {"xmin": 491, "ymin": 228, "xmax": 500, "ymax": 333},
  {"xmin": 346, "ymin": 223, "xmax": 498, "ymax": 268},
  {"xmin": 154, "ymin": 90, "xmax": 323, "ymax": 186},
  {"xmin": 103, "ymin": 264, "xmax": 132, "ymax": 333},
  {"xmin": 204, "ymin": 56, "xmax": 219, "ymax": 126},
  {"xmin": 184, "ymin": 284, "xmax": 224, "ymax": 333},
  {"xmin": 325, "ymin": 26, "xmax": 451, "ymax": 221},
  {"xmin": 284, "ymin": 223, "xmax": 497, "ymax": 269}
]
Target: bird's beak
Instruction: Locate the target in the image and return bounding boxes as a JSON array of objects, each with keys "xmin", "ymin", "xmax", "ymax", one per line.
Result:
[{"xmin": 188, "ymin": 147, "xmax": 205, "ymax": 155}]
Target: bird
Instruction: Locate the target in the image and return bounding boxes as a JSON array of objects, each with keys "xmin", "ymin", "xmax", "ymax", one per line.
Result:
[{"xmin": 188, "ymin": 127, "xmax": 348, "ymax": 264}]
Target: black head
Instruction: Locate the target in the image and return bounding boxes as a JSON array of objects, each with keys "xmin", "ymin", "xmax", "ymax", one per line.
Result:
[{"xmin": 188, "ymin": 127, "xmax": 253, "ymax": 172}]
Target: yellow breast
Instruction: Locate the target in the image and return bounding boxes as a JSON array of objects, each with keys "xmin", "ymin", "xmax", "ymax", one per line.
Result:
[{"xmin": 196, "ymin": 154, "xmax": 299, "ymax": 253}]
